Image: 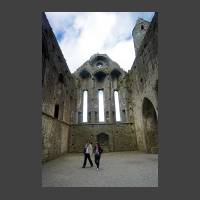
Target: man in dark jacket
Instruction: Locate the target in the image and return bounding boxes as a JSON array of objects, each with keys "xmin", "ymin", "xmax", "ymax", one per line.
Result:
[{"xmin": 93, "ymin": 142, "xmax": 103, "ymax": 171}]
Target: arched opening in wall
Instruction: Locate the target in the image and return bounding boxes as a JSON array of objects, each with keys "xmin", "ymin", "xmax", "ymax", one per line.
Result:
[
  {"xmin": 94, "ymin": 71, "xmax": 106, "ymax": 82},
  {"xmin": 79, "ymin": 69, "xmax": 91, "ymax": 79},
  {"xmin": 97, "ymin": 133, "xmax": 109, "ymax": 152},
  {"xmin": 111, "ymin": 69, "xmax": 121, "ymax": 80},
  {"xmin": 142, "ymin": 98, "xmax": 158, "ymax": 153}
]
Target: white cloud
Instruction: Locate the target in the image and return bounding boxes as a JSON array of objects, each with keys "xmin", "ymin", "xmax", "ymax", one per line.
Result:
[
  {"xmin": 104, "ymin": 39, "xmax": 135, "ymax": 71},
  {"xmin": 45, "ymin": 12, "xmax": 154, "ymax": 73}
]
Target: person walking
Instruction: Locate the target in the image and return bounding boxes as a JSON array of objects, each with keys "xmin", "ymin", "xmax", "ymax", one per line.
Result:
[
  {"xmin": 82, "ymin": 141, "xmax": 93, "ymax": 168},
  {"xmin": 93, "ymin": 142, "xmax": 103, "ymax": 171}
]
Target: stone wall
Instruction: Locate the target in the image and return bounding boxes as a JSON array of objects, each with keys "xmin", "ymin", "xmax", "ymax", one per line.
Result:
[
  {"xmin": 127, "ymin": 13, "xmax": 158, "ymax": 153},
  {"xmin": 69, "ymin": 123, "xmax": 137, "ymax": 153},
  {"xmin": 42, "ymin": 113, "xmax": 70, "ymax": 161},
  {"xmin": 42, "ymin": 13, "xmax": 77, "ymax": 162},
  {"xmin": 73, "ymin": 54, "xmax": 129, "ymax": 124},
  {"xmin": 69, "ymin": 54, "xmax": 136, "ymax": 152}
]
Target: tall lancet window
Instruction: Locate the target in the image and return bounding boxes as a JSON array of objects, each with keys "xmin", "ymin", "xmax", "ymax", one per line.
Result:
[
  {"xmin": 114, "ymin": 90, "xmax": 121, "ymax": 121},
  {"xmin": 83, "ymin": 90, "xmax": 88, "ymax": 122},
  {"xmin": 98, "ymin": 90, "xmax": 105, "ymax": 122}
]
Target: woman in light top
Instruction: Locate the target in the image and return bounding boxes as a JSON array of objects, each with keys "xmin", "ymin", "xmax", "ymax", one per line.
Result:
[{"xmin": 82, "ymin": 141, "xmax": 93, "ymax": 168}]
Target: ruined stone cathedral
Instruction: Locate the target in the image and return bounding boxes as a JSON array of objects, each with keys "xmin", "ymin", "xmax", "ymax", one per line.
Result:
[{"xmin": 42, "ymin": 12, "xmax": 158, "ymax": 162}]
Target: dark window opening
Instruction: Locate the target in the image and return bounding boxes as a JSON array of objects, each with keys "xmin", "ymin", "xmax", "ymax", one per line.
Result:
[
  {"xmin": 58, "ymin": 73, "xmax": 64, "ymax": 83},
  {"xmin": 141, "ymin": 25, "xmax": 144, "ymax": 30},
  {"xmin": 78, "ymin": 112, "xmax": 82, "ymax": 123},
  {"xmin": 112, "ymin": 111, "xmax": 115, "ymax": 122},
  {"xmin": 95, "ymin": 111, "xmax": 98, "ymax": 122},
  {"xmin": 57, "ymin": 55, "xmax": 62, "ymax": 62},
  {"xmin": 106, "ymin": 111, "xmax": 109, "ymax": 122},
  {"xmin": 88, "ymin": 112, "xmax": 91, "ymax": 123},
  {"xmin": 52, "ymin": 44, "xmax": 55, "ymax": 51},
  {"xmin": 54, "ymin": 104, "xmax": 59, "ymax": 119},
  {"xmin": 111, "ymin": 69, "xmax": 121, "ymax": 79},
  {"xmin": 97, "ymin": 133, "xmax": 109, "ymax": 147},
  {"xmin": 45, "ymin": 29, "xmax": 48, "ymax": 35},
  {"xmin": 122, "ymin": 109, "xmax": 126, "ymax": 121},
  {"xmin": 140, "ymin": 78, "xmax": 143, "ymax": 83},
  {"xmin": 79, "ymin": 69, "xmax": 91, "ymax": 79},
  {"xmin": 94, "ymin": 71, "xmax": 106, "ymax": 82}
]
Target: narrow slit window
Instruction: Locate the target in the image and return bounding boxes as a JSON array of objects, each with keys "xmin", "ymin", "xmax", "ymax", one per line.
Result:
[
  {"xmin": 54, "ymin": 104, "xmax": 59, "ymax": 119},
  {"xmin": 114, "ymin": 91, "xmax": 121, "ymax": 121},
  {"xmin": 83, "ymin": 90, "xmax": 88, "ymax": 122},
  {"xmin": 98, "ymin": 90, "xmax": 105, "ymax": 122}
]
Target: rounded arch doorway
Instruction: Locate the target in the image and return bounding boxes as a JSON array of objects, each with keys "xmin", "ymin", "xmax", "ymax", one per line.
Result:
[
  {"xmin": 96, "ymin": 133, "xmax": 109, "ymax": 152},
  {"xmin": 142, "ymin": 98, "xmax": 158, "ymax": 153}
]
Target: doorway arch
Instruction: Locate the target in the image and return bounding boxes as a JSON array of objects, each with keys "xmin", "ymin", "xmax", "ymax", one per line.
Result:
[
  {"xmin": 96, "ymin": 133, "xmax": 109, "ymax": 152},
  {"xmin": 142, "ymin": 97, "xmax": 158, "ymax": 153}
]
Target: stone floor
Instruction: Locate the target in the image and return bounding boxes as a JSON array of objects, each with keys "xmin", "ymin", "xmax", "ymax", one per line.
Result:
[{"xmin": 42, "ymin": 151, "xmax": 158, "ymax": 187}]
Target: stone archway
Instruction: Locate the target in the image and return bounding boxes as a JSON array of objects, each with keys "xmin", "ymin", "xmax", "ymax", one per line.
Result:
[
  {"xmin": 142, "ymin": 98, "xmax": 158, "ymax": 153},
  {"xmin": 96, "ymin": 133, "xmax": 109, "ymax": 152}
]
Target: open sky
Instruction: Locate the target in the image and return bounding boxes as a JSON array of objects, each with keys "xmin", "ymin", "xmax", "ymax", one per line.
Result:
[{"xmin": 46, "ymin": 12, "xmax": 154, "ymax": 73}]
